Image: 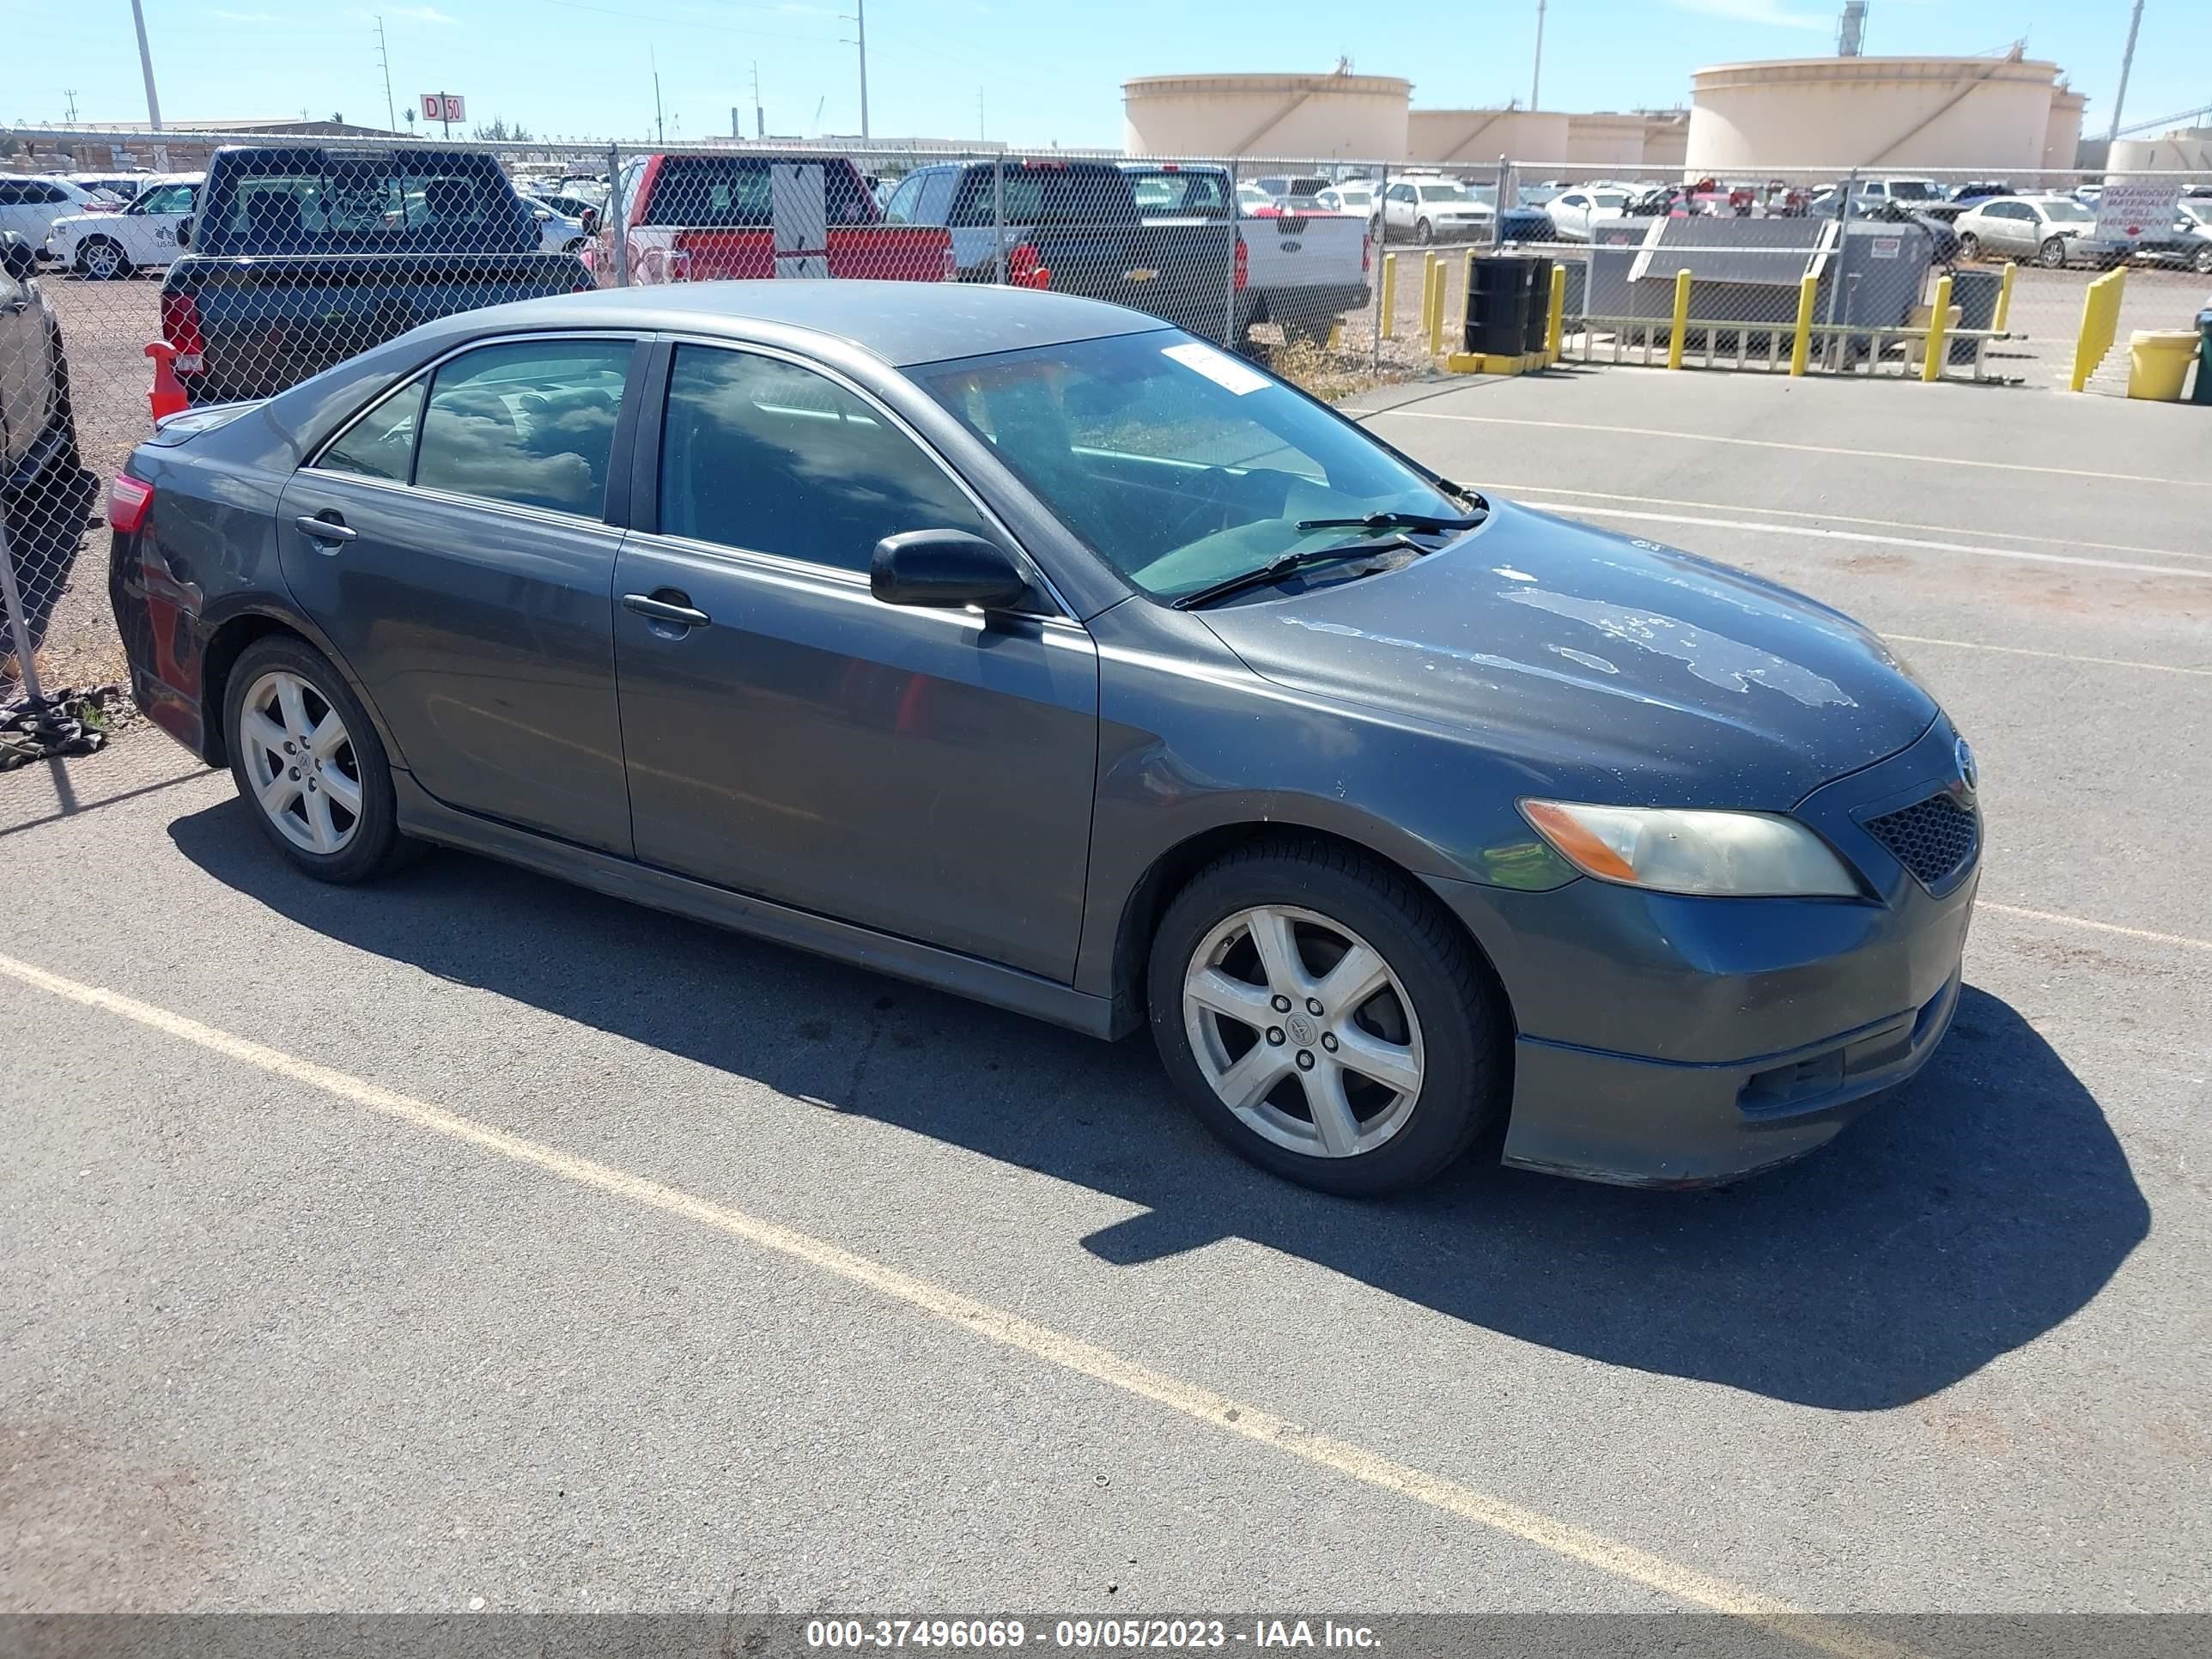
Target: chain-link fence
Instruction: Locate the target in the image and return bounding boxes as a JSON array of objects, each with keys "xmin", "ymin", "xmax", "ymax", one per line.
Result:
[{"xmin": 3, "ymin": 128, "xmax": 2208, "ymax": 723}]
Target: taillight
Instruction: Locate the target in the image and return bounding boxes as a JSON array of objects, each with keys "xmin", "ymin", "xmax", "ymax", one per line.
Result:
[
  {"xmin": 1007, "ymin": 241, "xmax": 1051, "ymax": 290},
  {"xmin": 1234, "ymin": 238, "xmax": 1249, "ymax": 292},
  {"xmin": 109, "ymin": 473, "xmax": 155, "ymax": 535},
  {"xmin": 160, "ymin": 291, "xmax": 205, "ymax": 374}
]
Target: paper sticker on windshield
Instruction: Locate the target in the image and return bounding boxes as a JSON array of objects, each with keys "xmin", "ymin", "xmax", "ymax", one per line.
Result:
[{"xmin": 1161, "ymin": 341, "xmax": 1270, "ymax": 396}]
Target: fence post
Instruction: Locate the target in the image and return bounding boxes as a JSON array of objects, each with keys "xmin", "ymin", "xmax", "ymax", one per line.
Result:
[
  {"xmin": 604, "ymin": 143, "xmax": 629, "ymax": 286},
  {"xmin": 994, "ymin": 153, "xmax": 1007, "ymax": 287},
  {"xmin": 1380, "ymin": 252, "xmax": 1398, "ymax": 340},
  {"xmin": 1545, "ymin": 263, "xmax": 1566, "ymax": 364},
  {"xmin": 0, "ymin": 521, "xmax": 46, "ymax": 706},
  {"xmin": 1492, "ymin": 154, "xmax": 1510, "ymax": 250},
  {"xmin": 1666, "ymin": 268, "xmax": 1692, "ymax": 370},
  {"xmin": 1921, "ymin": 271, "xmax": 1954, "ymax": 383},
  {"xmin": 1222, "ymin": 156, "xmax": 1238, "ymax": 349},
  {"xmin": 1789, "ymin": 272, "xmax": 1818, "ymax": 376},
  {"xmin": 1370, "ymin": 161, "xmax": 1388, "ymax": 374},
  {"xmin": 1994, "ymin": 261, "xmax": 2016, "ymax": 331}
]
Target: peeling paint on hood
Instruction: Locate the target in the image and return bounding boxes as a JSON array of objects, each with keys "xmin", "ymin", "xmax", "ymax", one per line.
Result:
[{"xmin": 1500, "ymin": 588, "xmax": 1853, "ymax": 708}]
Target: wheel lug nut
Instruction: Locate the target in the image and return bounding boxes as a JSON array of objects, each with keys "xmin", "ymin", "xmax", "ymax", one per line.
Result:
[
  {"xmin": 283, "ymin": 741, "xmax": 295, "ymax": 755},
  {"xmin": 1295, "ymin": 1050, "xmax": 1316, "ymax": 1072},
  {"xmin": 1271, "ymin": 994, "xmax": 1291, "ymax": 1013},
  {"xmin": 1322, "ymin": 1032, "xmax": 1339, "ymax": 1053},
  {"xmin": 1305, "ymin": 997, "xmax": 1324, "ymax": 1017},
  {"xmin": 1266, "ymin": 1027, "xmax": 1285, "ymax": 1047},
  {"xmin": 288, "ymin": 766, "xmax": 300, "ymax": 780},
  {"xmin": 307, "ymin": 780, "xmax": 318, "ymax": 792}
]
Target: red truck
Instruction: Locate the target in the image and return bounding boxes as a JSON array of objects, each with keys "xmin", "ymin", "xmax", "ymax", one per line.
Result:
[{"xmin": 599, "ymin": 153, "xmax": 951, "ymax": 284}]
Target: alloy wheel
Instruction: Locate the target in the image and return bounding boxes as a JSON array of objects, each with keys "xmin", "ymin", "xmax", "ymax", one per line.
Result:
[
  {"xmin": 238, "ymin": 669, "xmax": 364, "ymax": 855},
  {"xmin": 82, "ymin": 241, "xmax": 125, "ymax": 280},
  {"xmin": 2039, "ymin": 238, "xmax": 2067, "ymax": 269},
  {"xmin": 1182, "ymin": 904, "xmax": 1425, "ymax": 1160}
]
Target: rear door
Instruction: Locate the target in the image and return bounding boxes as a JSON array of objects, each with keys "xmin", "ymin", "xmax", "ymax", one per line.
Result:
[
  {"xmin": 279, "ymin": 332, "xmax": 643, "ymax": 854},
  {"xmin": 611, "ymin": 340, "xmax": 1099, "ymax": 980}
]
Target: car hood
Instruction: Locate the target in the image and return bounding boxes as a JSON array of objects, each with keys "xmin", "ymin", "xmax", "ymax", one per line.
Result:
[{"xmin": 1195, "ymin": 501, "xmax": 1939, "ymax": 810}]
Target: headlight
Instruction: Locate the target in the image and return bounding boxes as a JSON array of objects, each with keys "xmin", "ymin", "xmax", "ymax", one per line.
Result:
[{"xmin": 1519, "ymin": 800, "xmax": 1861, "ymax": 897}]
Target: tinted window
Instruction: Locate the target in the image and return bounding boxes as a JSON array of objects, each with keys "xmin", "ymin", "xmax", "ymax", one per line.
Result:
[
  {"xmin": 1126, "ymin": 172, "xmax": 1228, "ymax": 215},
  {"xmin": 641, "ymin": 156, "xmax": 876, "ymax": 227},
  {"xmin": 414, "ymin": 340, "xmax": 631, "ymax": 516},
  {"xmin": 881, "ymin": 173, "xmax": 925, "ymax": 223},
  {"xmin": 131, "ymin": 183, "xmax": 196, "ymax": 215},
  {"xmin": 658, "ymin": 346, "xmax": 988, "ymax": 573},
  {"xmin": 318, "ymin": 378, "xmax": 428, "ymax": 482},
  {"xmin": 202, "ymin": 153, "xmax": 530, "ymax": 254},
  {"xmin": 951, "ymin": 167, "xmax": 1133, "ymax": 228}
]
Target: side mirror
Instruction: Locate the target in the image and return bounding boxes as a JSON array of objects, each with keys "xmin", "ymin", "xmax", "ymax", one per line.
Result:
[
  {"xmin": 871, "ymin": 530, "xmax": 1030, "ymax": 610},
  {"xmin": 0, "ymin": 234, "xmax": 33, "ymax": 281},
  {"xmin": 174, "ymin": 216, "xmax": 191, "ymax": 248}
]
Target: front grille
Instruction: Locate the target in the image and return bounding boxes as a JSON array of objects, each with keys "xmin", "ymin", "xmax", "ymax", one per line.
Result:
[{"xmin": 1864, "ymin": 792, "xmax": 1978, "ymax": 888}]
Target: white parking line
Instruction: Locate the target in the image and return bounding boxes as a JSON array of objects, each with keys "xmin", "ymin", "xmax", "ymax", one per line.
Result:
[
  {"xmin": 1362, "ymin": 410, "xmax": 2212, "ymax": 489},
  {"xmin": 1477, "ymin": 483, "xmax": 2212, "ymax": 569},
  {"xmin": 1510, "ymin": 501, "xmax": 2212, "ymax": 582},
  {"xmin": 0, "ymin": 948, "xmax": 1909, "ymax": 1659},
  {"xmin": 1978, "ymin": 904, "xmax": 2212, "ymax": 954},
  {"xmin": 1883, "ymin": 635, "xmax": 2212, "ymax": 679}
]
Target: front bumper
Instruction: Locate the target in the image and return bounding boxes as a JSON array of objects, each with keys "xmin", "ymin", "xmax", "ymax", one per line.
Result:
[{"xmin": 1429, "ymin": 716, "xmax": 1979, "ymax": 1186}]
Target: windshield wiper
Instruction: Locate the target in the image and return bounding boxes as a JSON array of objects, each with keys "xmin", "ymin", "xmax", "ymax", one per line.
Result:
[
  {"xmin": 1171, "ymin": 539, "xmax": 1414, "ymax": 611},
  {"xmin": 1295, "ymin": 507, "xmax": 1485, "ymax": 534}
]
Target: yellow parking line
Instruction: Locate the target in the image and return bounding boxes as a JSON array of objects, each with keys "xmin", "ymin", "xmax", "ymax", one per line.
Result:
[{"xmin": 0, "ymin": 948, "xmax": 1910, "ymax": 1659}]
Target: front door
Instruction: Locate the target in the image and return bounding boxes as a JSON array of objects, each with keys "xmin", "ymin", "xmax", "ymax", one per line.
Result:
[
  {"xmin": 612, "ymin": 342, "xmax": 1098, "ymax": 981},
  {"xmin": 279, "ymin": 333, "xmax": 643, "ymax": 854}
]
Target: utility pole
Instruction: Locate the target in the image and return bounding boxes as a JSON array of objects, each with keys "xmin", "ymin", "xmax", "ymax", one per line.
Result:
[
  {"xmin": 128, "ymin": 0, "xmax": 167, "ymax": 167},
  {"xmin": 652, "ymin": 50, "xmax": 665, "ymax": 145},
  {"xmin": 62, "ymin": 88, "xmax": 80, "ymax": 124},
  {"xmin": 751, "ymin": 60, "xmax": 764, "ymax": 139},
  {"xmin": 978, "ymin": 87, "xmax": 985, "ymax": 141},
  {"xmin": 1530, "ymin": 0, "xmax": 1547, "ymax": 112},
  {"xmin": 374, "ymin": 16, "xmax": 398, "ymax": 137},
  {"xmin": 842, "ymin": 0, "xmax": 870, "ymax": 142},
  {"xmin": 2106, "ymin": 0, "xmax": 2147, "ymax": 145}
]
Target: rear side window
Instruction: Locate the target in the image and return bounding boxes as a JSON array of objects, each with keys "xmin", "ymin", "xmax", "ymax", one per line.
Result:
[
  {"xmin": 318, "ymin": 379, "xmax": 428, "ymax": 482},
  {"xmin": 200, "ymin": 152, "xmax": 529, "ymax": 253},
  {"xmin": 657, "ymin": 345, "xmax": 988, "ymax": 573},
  {"xmin": 413, "ymin": 339, "xmax": 632, "ymax": 517}
]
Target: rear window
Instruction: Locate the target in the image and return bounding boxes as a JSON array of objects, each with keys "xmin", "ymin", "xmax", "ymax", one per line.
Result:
[
  {"xmin": 1125, "ymin": 172, "xmax": 1229, "ymax": 216},
  {"xmin": 198, "ymin": 151, "xmax": 532, "ymax": 255},
  {"xmin": 952, "ymin": 167, "xmax": 1135, "ymax": 228},
  {"xmin": 641, "ymin": 156, "xmax": 878, "ymax": 228}
]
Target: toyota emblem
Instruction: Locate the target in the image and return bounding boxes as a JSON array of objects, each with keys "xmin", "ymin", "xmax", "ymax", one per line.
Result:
[{"xmin": 1954, "ymin": 736, "xmax": 1978, "ymax": 795}]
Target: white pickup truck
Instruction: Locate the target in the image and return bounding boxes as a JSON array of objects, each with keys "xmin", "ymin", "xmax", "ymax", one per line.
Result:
[{"xmin": 1118, "ymin": 164, "xmax": 1371, "ymax": 348}]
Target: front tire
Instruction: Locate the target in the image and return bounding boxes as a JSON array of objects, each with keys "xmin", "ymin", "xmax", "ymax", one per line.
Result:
[
  {"xmin": 1147, "ymin": 838, "xmax": 1507, "ymax": 1196},
  {"xmin": 2196, "ymin": 245, "xmax": 2212, "ymax": 274},
  {"xmin": 2038, "ymin": 237, "xmax": 2069, "ymax": 269},
  {"xmin": 76, "ymin": 239, "xmax": 131, "ymax": 281},
  {"xmin": 224, "ymin": 635, "xmax": 408, "ymax": 883},
  {"xmin": 1414, "ymin": 217, "xmax": 1434, "ymax": 246},
  {"xmin": 1955, "ymin": 232, "xmax": 1980, "ymax": 262}
]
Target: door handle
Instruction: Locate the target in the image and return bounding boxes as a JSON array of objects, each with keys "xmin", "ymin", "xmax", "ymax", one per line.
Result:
[
  {"xmin": 623, "ymin": 592, "xmax": 712, "ymax": 629},
  {"xmin": 295, "ymin": 514, "xmax": 356, "ymax": 544}
]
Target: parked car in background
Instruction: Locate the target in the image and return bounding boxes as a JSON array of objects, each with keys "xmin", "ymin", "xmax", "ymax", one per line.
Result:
[
  {"xmin": 609, "ymin": 151, "xmax": 951, "ymax": 284},
  {"xmin": 520, "ymin": 187, "xmax": 603, "ymax": 235},
  {"xmin": 1949, "ymin": 181, "xmax": 2011, "ymax": 204},
  {"xmin": 1544, "ymin": 185, "xmax": 1634, "ymax": 240},
  {"xmin": 2073, "ymin": 185, "xmax": 2103, "ymax": 208},
  {"xmin": 1381, "ymin": 176, "xmax": 1492, "ymax": 244},
  {"xmin": 0, "ymin": 231, "xmax": 90, "ymax": 561},
  {"xmin": 158, "ymin": 144, "xmax": 594, "ymax": 404},
  {"xmin": 1249, "ymin": 174, "xmax": 1330, "ymax": 206},
  {"xmin": 0, "ymin": 177, "xmax": 123, "ymax": 256},
  {"xmin": 1119, "ymin": 163, "xmax": 1370, "ymax": 346},
  {"xmin": 1236, "ymin": 181, "xmax": 1274, "ymax": 216},
  {"xmin": 66, "ymin": 173, "xmax": 148, "ymax": 203},
  {"xmin": 1953, "ymin": 194, "xmax": 2109, "ymax": 268},
  {"xmin": 520, "ymin": 197, "xmax": 588, "ymax": 253},
  {"xmin": 1855, "ymin": 198, "xmax": 1963, "ymax": 265},
  {"xmin": 111, "ymin": 281, "xmax": 1981, "ymax": 1196},
  {"xmin": 1313, "ymin": 182, "xmax": 1376, "ymax": 227},
  {"xmin": 46, "ymin": 173, "xmax": 201, "ymax": 280},
  {"xmin": 890, "ymin": 158, "xmax": 1236, "ymax": 343},
  {"xmin": 2137, "ymin": 199, "xmax": 2212, "ymax": 273},
  {"xmin": 1857, "ymin": 178, "xmax": 1945, "ymax": 205}
]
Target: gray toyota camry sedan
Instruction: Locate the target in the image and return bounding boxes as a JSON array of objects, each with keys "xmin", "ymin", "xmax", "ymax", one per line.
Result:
[{"xmin": 110, "ymin": 281, "xmax": 1979, "ymax": 1195}]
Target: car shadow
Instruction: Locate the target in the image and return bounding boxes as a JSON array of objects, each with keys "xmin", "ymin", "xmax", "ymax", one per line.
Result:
[
  {"xmin": 1, "ymin": 461, "xmax": 99, "ymax": 672},
  {"xmin": 169, "ymin": 803, "xmax": 2149, "ymax": 1412}
]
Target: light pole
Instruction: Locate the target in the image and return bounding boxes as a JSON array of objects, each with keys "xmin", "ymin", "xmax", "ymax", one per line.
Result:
[
  {"xmin": 842, "ymin": 0, "xmax": 870, "ymax": 142},
  {"xmin": 129, "ymin": 0, "xmax": 167, "ymax": 166},
  {"xmin": 2106, "ymin": 0, "xmax": 2147, "ymax": 146},
  {"xmin": 1531, "ymin": 0, "xmax": 1547, "ymax": 112}
]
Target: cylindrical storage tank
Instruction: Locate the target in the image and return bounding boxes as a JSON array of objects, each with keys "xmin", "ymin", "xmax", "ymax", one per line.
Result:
[
  {"xmin": 1641, "ymin": 115, "xmax": 1690, "ymax": 174},
  {"xmin": 1563, "ymin": 112, "xmax": 1648, "ymax": 175},
  {"xmin": 1686, "ymin": 56, "xmax": 2066, "ymax": 176},
  {"xmin": 2042, "ymin": 89, "xmax": 2085, "ymax": 181},
  {"xmin": 2108, "ymin": 131, "xmax": 2212, "ymax": 180},
  {"xmin": 1121, "ymin": 72, "xmax": 1410, "ymax": 161},
  {"xmin": 1406, "ymin": 109, "xmax": 1568, "ymax": 169}
]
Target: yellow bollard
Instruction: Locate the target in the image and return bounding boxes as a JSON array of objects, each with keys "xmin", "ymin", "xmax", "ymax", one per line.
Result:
[
  {"xmin": 1921, "ymin": 272, "xmax": 1954, "ymax": 383},
  {"xmin": 1428, "ymin": 253, "xmax": 1449, "ymax": 357},
  {"xmin": 1665, "ymin": 268, "xmax": 1692, "ymax": 370},
  {"xmin": 1379, "ymin": 252, "xmax": 1398, "ymax": 340},
  {"xmin": 2069, "ymin": 267, "xmax": 2127, "ymax": 392},
  {"xmin": 1788, "ymin": 272, "xmax": 1818, "ymax": 377},
  {"xmin": 1545, "ymin": 264, "xmax": 1566, "ymax": 364},
  {"xmin": 1994, "ymin": 261, "xmax": 2016, "ymax": 332},
  {"xmin": 1421, "ymin": 252, "xmax": 1441, "ymax": 350}
]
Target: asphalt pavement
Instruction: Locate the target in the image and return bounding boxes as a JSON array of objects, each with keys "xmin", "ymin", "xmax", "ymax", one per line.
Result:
[{"xmin": 2, "ymin": 367, "xmax": 2206, "ymax": 1632}]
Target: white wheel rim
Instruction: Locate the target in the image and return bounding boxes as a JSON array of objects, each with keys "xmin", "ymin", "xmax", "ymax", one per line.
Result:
[
  {"xmin": 239, "ymin": 670, "xmax": 363, "ymax": 855},
  {"xmin": 1182, "ymin": 904, "xmax": 1425, "ymax": 1161},
  {"xmin": 87, "ymin": 245, "xmax": 120, "ymax": 276}
]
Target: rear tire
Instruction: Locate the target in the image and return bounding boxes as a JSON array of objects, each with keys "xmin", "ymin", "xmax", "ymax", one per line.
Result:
[
  {"xmin": 2038, "ymin": 237, "xmax": 2068, "ymax": 269},
  {"xmin": 1147, "ymin": 837, "xmax": 1507, "ymax": 1196},
  {"xmin": 224, "ymin": 635, "xmax": 410, "ymax": 884},
  {"xmin": 2196, "ymin": 245, "xmax": 2212, "ymax": 275},
  {"xmin": 1955, "ymin": 232, "xmax": 1980, "ymax": 262}
]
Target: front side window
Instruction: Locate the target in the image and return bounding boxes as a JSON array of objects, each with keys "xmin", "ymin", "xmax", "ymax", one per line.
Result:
[
  {"xmin": 2039, "ymin": 199, "xmax": 2094, "ymax": 223},
  {"xmin": 658, "ymin": 345, "xmax": 988, "ymax": 574},
  {"xmin": 412, "ymin": 339, "xmax": 632, "ymax": 516},
  {"xmin": 881, "ymin": 173, "xmax": 925, "ymax": 224},
  {"xmin": 915, "ymin": 331, "xmax": 1468, "ymax": 604},
  {"xmin": 131, "ymin": 183, "xmax": 196, "ymax": 216}
]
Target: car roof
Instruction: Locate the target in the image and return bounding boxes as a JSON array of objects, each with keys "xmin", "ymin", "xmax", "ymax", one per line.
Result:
[{"xmin": 414, "ymin": 279, "xmax": 1167, "ymax": 367}]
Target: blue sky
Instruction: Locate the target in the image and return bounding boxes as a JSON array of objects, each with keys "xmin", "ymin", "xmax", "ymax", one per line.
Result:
[{"xmin": 5, "ymin": 0, "xmax": 2206, "ymax": 151}]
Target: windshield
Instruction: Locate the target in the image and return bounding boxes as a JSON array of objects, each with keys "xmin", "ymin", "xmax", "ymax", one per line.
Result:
[
  {"xmin": 1417, "ymin": 183, "xmax": 1472, "ymax": 203},
  {"xmin": 2039, "ymin": 198, "xmax": 2094, "ymax": 222},
  {"xmin": 1887, "ymin": 180, "xmax": 1939, "ymax": 201},
  {"xmin": 2181, "ymin": 202, "xmax": 2212, "ymax": 226},
  {"xmin": 913, "ymin": 332, "xmax": 1468, "ymax": 605}
]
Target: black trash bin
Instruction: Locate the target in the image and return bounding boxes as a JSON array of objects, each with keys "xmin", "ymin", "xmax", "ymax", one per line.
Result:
[
  {"xmin": 1522, "ymin": 257, "xmax": 1553, "ymax": 355},
  {"xmin": 1464, "ymin": 257, "xmax": 1532, "ymax": 357},
  {"xmin": 2194, "ymin": 303, "xmax": 2212, "ymax": 406},
  {"xmin": 1946, "ymin": 267, "xmax": 2002, "ymax": 367}
]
